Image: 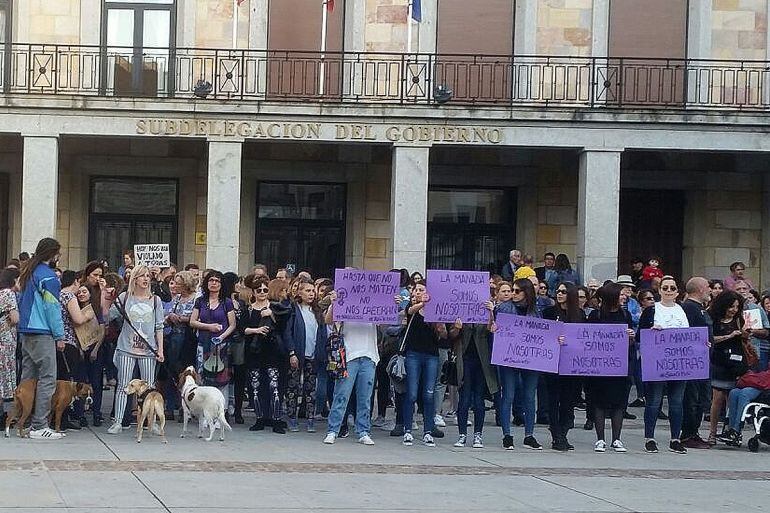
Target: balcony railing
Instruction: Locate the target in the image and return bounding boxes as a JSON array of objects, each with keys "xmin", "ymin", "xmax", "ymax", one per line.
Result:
[{"xmin": 3, "ymin": 43, "xmax": 770, "ymax": 111}]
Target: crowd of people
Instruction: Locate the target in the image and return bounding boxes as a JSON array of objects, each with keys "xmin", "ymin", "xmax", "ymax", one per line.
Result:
[{"xmin": 1, "ymin": 238, "xmax": 768, "ymax": 453}]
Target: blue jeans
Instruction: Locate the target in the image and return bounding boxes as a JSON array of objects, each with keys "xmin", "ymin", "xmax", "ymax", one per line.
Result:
[
  {"xmin": 727, "ymin": 387, "xmax": 761, "ymax": 431},
  {"xmin": 499, "ymin": 367, "xmax": 539, "ymax": 437},
  {"xmin": 457, "ymin": 354, "xmax": 485, "ymax": 435},
  {"xmin": 644, "ymin": 380, "xmax": 686, "ymax": 439},
  {"xmin": 84, "ymin": 344, "xmax": 104, "ymax": 418},
  {"xmin": 327, "ymin": 357, "xmax": 376, "ymax": 436},
  {"xmin": 403, "ymin": 351, "xmax": 439, "ymax": 435}
]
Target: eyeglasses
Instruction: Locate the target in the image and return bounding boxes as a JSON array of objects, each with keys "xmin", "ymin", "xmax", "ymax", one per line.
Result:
[
  {"xmin": 660, "ymin": 286, "xmax": 677, "ymax": 292},
  {"xmin": 556, "ymin": 289, "xmax": 567, "ymax": 295},
  {"xmin": 539, "ymin": 285, "xmax": 547, "ymax": 290},
  {"xmin": 255, "ymin": 287, "xmax": 269, "ymax": 293},
  {"xmin": 512, "ymin": 288, "xmax": 523, "ymax": 294}
]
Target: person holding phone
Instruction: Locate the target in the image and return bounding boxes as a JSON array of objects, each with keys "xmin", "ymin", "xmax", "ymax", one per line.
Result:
[{"xmin": 401, "ymin": 282, "xmax": 448, "ymax": 447}]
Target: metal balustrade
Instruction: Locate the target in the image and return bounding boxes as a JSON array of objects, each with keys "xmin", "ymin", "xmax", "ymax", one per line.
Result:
[{"xmin": 2, "ymin": 43, "xmax": 770, "ymax": 111}]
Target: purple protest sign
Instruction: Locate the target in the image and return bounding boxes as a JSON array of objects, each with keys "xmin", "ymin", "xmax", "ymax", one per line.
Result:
[
  {"xmin": 639, "ymin": 327, "xmax": 710, "ymax": 382},
  {"xmin": 558, "ymin": 323, "xmax": 629, "ymax": 377},
  {"xmin": 491, "ymin": 313, "xmax": 561, "ymax": 373},
  {"xmin": 423, "ymin": 270, "xmax": 490, "ymax": 323},
  {"xmin": 333, "ymin": 269, "xmax": 400, "ymax": 323}
]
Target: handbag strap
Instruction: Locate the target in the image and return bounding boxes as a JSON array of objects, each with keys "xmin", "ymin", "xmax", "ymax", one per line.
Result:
[
  {"xmin": 114, "ymin": 294, "xmax": 159, "ymax": 358},
  {"xmin": 398, "ymin": 314, "xmax": 415, "ymax": 353}
]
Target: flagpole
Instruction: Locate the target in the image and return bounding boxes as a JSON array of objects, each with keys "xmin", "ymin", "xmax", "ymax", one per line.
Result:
[
  {"xmin": 406, "ymin": 0, "xmax": 413, "ymax": 53},
  {"xmin": 319, "ymin": 0, "xmax": 329, "ymax": 95},
  {"xmin": 232, "ymin": 0, "xmax": 238, "ymax": 49}
]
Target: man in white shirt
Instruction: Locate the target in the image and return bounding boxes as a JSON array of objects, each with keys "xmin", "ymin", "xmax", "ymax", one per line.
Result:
[{"xmin": 323, "ymin": 291, "xmax": 379, "ymax": 445}]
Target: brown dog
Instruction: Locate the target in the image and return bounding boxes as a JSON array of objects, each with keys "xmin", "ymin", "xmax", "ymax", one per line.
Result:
[
  {"xmin": 5, "ymin": 379, "xmax": 93, "ymax": 437},
  {"xmin": 124, "ymin": 379, "xmax": 167, "ymax": 443},
  {"xmin": 51, "ymin": 381, "xmax": 93, "ymax": 432}
]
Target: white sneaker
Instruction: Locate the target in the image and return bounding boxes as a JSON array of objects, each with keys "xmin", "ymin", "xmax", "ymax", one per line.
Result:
[
  {"xmin": 107, "ymin": 422, "xmax": 123, "ymax": 435},
  {"xmin": 594, "ymin": 440, "xmax": 607, "ymax": 452},
  {"xmin": 358, "ymin": 434, "xmax": 375, "ymax": 445},
  {"xmin": 472, "ymin": 432, "xmax": 484, "ymax": 449},
  {"xmin": 422, "ymin": 433, "xmax": 436, "ymax": 447},
  {"xmin": 403, "ymin": 432, "xmax": 414, "ymax": 446},
  {"xmin": 323, "ymin": 432, "xmax": 336, "ymax": 444},
  {"xmin": 611, "ymin": 440, "xmax": 627, "ymax": 453},
  {"xmin": 434, "ymin": 414, "xmax": 446, "ymax": 428},
  {"xmin": 29, "ymin": 427, "xmax": 64, "ymax": 440},
  {"xmin": 454, "ymin": 434, "xmax": 467, "ymax": 447}
]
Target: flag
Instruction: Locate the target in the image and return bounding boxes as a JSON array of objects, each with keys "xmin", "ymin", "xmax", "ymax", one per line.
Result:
[
  {"xmin": 327, "ymin": 0, "xmax": 334, "ymax": 12},
  {"xmin": 237, "ymin": 0, "xmax": 247, "ymax": 5},
  {"xmin": 411, "ymin": 0, "xmax": 421, "ymax": 22}
]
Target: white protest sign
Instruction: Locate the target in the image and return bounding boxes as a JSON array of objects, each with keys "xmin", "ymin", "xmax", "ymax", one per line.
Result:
[{"xmin": 133, "ymin": 244, "xmax": 170, "ymax": 268}]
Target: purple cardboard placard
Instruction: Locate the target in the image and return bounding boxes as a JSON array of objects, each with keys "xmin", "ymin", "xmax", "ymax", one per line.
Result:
[
  {"xmin": 558, "ymin": 323, "xmax": 629, "ymax": 377},
  {"xmin": 423, "ymin": 270, "xmax": 490, "ymax": 323},
  {"xmin": 639, "ymin": 327, "xmax": 710, "ymax": 382},
  {"xmin": 491, "ymin": 313, "xmax": 561, "ymax": 373},
  {"xmin": 333, "ymin": 269, "xmax": 400, "ymax": 323}
]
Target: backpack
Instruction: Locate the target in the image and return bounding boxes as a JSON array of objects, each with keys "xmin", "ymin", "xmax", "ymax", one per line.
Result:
[{"xmin": 326, "ymin": 323, "xmax": 348, "ymax": 380}]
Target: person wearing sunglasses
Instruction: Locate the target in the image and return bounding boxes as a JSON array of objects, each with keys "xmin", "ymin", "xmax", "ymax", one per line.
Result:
[
  {"xmin": 491, "ymin": 278, "xmax": 543, "ymax": 451},
  {"xmin": 542, "ymin": 282, "xmax": 585, "ymax": 450},
  {"xmin": 586, "ymin": 283, "xmax": 636, "ymax": 453},
  {"xmin": 636, "ymin": 276, "xmax": 690, "ymax": 454}
]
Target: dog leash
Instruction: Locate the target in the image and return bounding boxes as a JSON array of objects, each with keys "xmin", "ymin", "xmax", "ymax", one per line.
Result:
[{"xmin": 113, "ymin": 294, "xmax": 179, "ymax": 389}]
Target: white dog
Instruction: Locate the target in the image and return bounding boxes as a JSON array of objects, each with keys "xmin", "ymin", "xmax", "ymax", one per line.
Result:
[{"xmin": 178, "ymin": 366, "xmax": 231, "ymax": 441}]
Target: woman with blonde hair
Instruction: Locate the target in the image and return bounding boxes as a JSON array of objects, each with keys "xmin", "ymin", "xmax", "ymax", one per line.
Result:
[{"xmin": 105, "ymin": 264, "xmax": 165, "ymax": 434}]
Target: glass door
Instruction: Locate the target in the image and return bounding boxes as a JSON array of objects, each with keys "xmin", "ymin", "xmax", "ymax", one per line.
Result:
[
  {"xmin": 101, "ymin": 0, "xmax": 176, "ymax": 97},
  {"xmin": 88, "ymin": 177, "xmax": 178, "ymax": 270},
  {"xmin": 256, "ymin": 182, "xmax": 346, "ymax": 278}
]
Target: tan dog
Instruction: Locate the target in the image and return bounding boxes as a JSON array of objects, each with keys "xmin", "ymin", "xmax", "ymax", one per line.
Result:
[
  {"xmin": 124, "ymin": 379, "xmax": 167, "ymax": 443},
  {"xmin": 5, "ymin": 379, "xmax": 93, "ymax": 437}
]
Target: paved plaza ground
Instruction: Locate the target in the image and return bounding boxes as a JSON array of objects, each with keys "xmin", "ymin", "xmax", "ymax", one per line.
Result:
[{"xmin": 1, "ymin": 401, "xmax": 769, "ymax": 513}]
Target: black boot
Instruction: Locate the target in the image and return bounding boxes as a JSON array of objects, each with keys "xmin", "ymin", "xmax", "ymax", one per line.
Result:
[
  {"xmin": 249, "ymin": 419, "xmax": 265, "ymax": 431},
  {"xmin": 272, "ymin": 420, "xmax": 286, "ymax": 434}
]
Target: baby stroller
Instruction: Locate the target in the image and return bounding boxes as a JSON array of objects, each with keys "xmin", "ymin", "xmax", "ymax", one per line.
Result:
[{"xmin": 740, "ymin": 391, "xmax": 770, "ymax": 453}]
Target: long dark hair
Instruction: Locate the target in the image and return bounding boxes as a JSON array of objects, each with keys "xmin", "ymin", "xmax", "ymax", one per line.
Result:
[
  {"xmin": 513, "ymin": 278, "xmax": 536, "ymax": 316},
  {"xmin": 558, "ymin": 282, "xmax": 583, "ymax": 323},
  {"xmin": 82, "ymin": 260, "xmax": 103, "ymax": 314},
  {"xmin": 598, "ymin": 282, "xmax": 623, "ymax": 317},
  {"xmin": 707, "ymin": 290, "xmax": 744, "ymax": 324},
  {"xmin": 19, "ymin": 238, "xmax": 60, "ymax": 289},
  {"xmin": 554, "ymin": 253, "xmax": 572, "ymax": 272},
  {"xmin": 0, "ymin": 268, "xmax": 20, "ymax": 289}
]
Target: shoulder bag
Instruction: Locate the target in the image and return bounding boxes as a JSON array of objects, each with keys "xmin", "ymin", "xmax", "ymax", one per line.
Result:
[{"xmin": 387, "ymin": 315, "xmax": 415, "ymax": 393}]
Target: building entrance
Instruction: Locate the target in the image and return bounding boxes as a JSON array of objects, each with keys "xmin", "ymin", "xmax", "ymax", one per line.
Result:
[{"xmin": 88, "ymin": 177, "xmax": 178, "ymax": 269}]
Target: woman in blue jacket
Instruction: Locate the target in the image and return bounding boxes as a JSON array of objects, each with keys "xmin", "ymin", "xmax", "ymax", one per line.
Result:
[{"xmin": 283, "ymin": 279, "xmax": 327, "ymax": 433}]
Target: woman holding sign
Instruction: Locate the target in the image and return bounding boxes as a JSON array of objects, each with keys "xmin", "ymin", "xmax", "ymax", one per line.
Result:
[
  {"xmin": 494, "ymin": 278, "xmax": 543, "ymax": 451},
  {"xmin": 586, "ymin": 283, "xmax": 635, "ymax": 453},
  {"xmin": 637, "ymin": 276, "xmax": 690, "ymax": 454},
  {"xmin": 401, "ymin": 282, "xmax": 448, "ymax": 447},
  {"xmin": 543, "ymin": 282, "xmax": 585, "ymax": 451}
]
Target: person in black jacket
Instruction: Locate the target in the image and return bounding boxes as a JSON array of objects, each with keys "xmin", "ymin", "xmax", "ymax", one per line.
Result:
[
  {"xmin": 542, "ymin": 282, "xmax": 585, "ymax": 451},
  {"xmin": 244, "ymin": 275, "xmax": 290, "ymax": 434},
  {"xmin": 706, "ymin": 290, "xmax": 750, "ymax": 445}
]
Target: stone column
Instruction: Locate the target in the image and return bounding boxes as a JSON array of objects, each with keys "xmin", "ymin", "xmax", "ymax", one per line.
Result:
[
  {"xmin": 390, "ymin": 145, "xmax": 430, "ymax": 273},
  {"xmin": 21, "ymin": 136, "xmax": 59, "ymax": 253},
  {"xmin": 206, "ymin": 140, "xmax": 243, "ymax": 272},
  {"xmin": 576, "ymin": 149, "xmax": 622, "ymax": 283}
]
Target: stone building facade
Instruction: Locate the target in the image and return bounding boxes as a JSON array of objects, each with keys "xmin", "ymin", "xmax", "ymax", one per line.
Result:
[{"xmin": 2, "ymin": 0, "xmax": 770, "ymax": 289}]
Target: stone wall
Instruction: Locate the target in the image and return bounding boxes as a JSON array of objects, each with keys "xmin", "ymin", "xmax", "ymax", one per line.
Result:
[
  {"xmin": 363, "ymin": 163, "xmax": 392, "ymax": 269},
  {"xmin": 365, "ymin": 0, "xmax": 409, "ymax": 52},
  {"xmin": 535, "ymin": 156, "xmax": 578, "ymax": 263},
  {"xmin": 18, "ymin": 0, "xmax": 81, "ymax": 44},
  {"xmin": 711, "ymin": 0, "xmax": 768, "ymax": 60},
  {"xmin": 195, "ymin": 0, "xmax": 250, "ymax": 48},
  {"xmin": 536, "ymin": 0, "xmax": 594, "ymax": 56}
]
